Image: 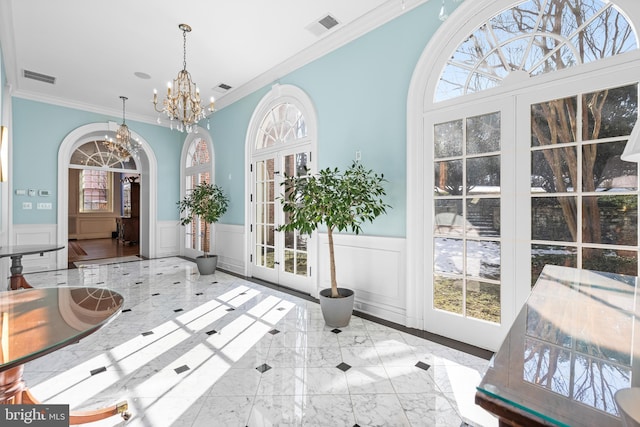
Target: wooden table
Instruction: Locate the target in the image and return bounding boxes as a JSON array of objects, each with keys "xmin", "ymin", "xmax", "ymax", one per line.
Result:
[
  {"xmin": 0, "ymin": 244, "xmax": 65, "ymax": 290},
  {"xmin": 476, "ymin": 265, "xmax": 640, "ymax": 426},
  {"xmin": 0, "ymin": 286, "xmax": 130, "ymax": 424}
]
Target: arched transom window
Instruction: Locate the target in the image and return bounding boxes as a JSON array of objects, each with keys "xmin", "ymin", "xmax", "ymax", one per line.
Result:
[
  {"xmin": 255, "ymin": 103, "xmax": 307, "ymax": 150},
  {"xmin": 436, "ymin": 0, "xmax": 637, "ymax": 102},
  {"xmin": 70, "ymin": 141, "xmax": 137, "ymax": 169}
]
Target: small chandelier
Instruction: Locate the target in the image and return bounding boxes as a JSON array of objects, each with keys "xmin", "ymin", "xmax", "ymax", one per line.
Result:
[
  {"xmin": 153, "ymin": 23, "xmax": 214, "ymax": 133},
  {"xmin": 116, "ymin": 96, "xmax": 131, "ymax": 148},
  {"xmin": 105, "ymin": 96, "xmax": 139, "ymax": 161}
]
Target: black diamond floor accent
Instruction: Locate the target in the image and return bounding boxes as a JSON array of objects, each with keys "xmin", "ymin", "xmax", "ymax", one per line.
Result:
[
  {"xmin": 331, "ymin": 328, "xmax": 342, "ymax": 334},
  {"xmin": 336, "ymin": 362, "xmax": 351, "ymax": 372},
  {"xmin": 174, "ymin": 365, "xmax": 190, "ymax": 374},
  {"xmin": 277, "ymin": 307, "xmax": 285, "ymax": 311},
  {"xmin": 174, "ymin": 308, "xmax": 183, "ymax": 313},
  {"xmin": 97, "ymin": 281, "xmax": 104, "ymax": 284},
  {"xmin": 141, "ymin": 331, "xmax": 154, "ymax": 336},
  {"xmin": 123, "ymin": 273, "xmax": 130, "ymax": 276},
  {"xmin": 212, "ymin": 281, "xmax": 218, "ymax": 284},
  {"xmin": 415, "ymin": 361, "xmax": 431, "ymax": 371},
  {"xmin": 90, "ymin": 367, "xmax": 106, "ymax": 376},
  {"xmin": 122, "ymin": 309, "xmax": 132, "ymax": 313},
  {"xmin": 173, "ymin": 281, "xmax": 181, "ymax": 284},
  {"xmin": 226, "ymin": 308, "xmax": 235, "ymax": 312},
  {"xmin": 136, "ymin": 281, "xmax": 143, "ymax": 284},
  {"xmin": 152, "ymin": 293, "xmax": 160, "ymax": 296},
  {"xmin": 256, "ymin": 363, "xmax": 272, "ymax": 373},
  {"xmin": 195, "ymin": 292, "xmax": 204, "ymax": 296},
  {"xmin": 206, "ymin": 330, "xmax": 217, "ymax": 335},
  {"xmin": 269, "ymin": 329, "xmax": 280, "ymax": 335},
  {"xmin": 240, "ymin": 292, "xmax": 247, "ymax": 295}
]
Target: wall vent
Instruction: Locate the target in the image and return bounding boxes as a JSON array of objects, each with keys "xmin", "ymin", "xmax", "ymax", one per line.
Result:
[
  {"xmin": 306, "ymin": 13, "xmax": 341, "ymax": 37},
  {"xmin": 23, "ymin": 69, "xmax": 56, "ymax": 84}
]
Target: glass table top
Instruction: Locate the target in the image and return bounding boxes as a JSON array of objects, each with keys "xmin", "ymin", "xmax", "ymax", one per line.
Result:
[
  {"xmin": 0, "ymin": 287, "xmax": 123, "ymax": 371},
  {"xmin": 477, "ymin": 265, "xmax": 640, "ymax": 426}
]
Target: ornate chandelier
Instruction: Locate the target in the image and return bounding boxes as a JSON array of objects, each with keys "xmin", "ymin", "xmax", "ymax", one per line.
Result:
[
  {"xmin": 153, "ymin": 24, "xmax": 214, "ymax": 133},
  {"xmin": 106, "ymin": 96, "xmax": 139, "ymax": 161}
]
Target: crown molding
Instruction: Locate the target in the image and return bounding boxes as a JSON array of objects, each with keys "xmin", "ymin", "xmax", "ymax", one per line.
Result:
[{"xmin": 11, "ymin": 89, "xmax": 160, "ymax": 126}]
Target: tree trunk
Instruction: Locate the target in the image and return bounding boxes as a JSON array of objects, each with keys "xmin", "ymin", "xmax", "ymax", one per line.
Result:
[
  {"xmin": 202, "ymin": 221, "xmax": 210, "ymax": 257},
  {"xmin": 327, "ymin": 226, "xmax": 339, "ymax": 298}
]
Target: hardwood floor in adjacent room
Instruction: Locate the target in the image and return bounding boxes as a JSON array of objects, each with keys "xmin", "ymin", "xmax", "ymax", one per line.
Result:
[{"xmin": 68, "ymin": 238, "xmax": 139, "ymax": 268}]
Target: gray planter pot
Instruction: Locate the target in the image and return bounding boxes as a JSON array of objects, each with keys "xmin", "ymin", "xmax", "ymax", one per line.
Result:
[
  {"xmin": 195, "ymin": 255, "xmax": 218, "ymax": 275},
  {"xmin": 318, "ymin": 287, "xmax": 354, "ymax": 327}
]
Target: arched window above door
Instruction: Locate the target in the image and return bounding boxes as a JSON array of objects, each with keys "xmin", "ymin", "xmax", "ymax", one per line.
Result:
[
  {"xmin": 70, "ymin": 140, "xmax": 137, "ymax": 170},
  {"xmin": 186, "ymin": 138, "xmax": 210, "ymax": 167},
  {"xmin": 255, "ymin": 102, "xmax": 307, "ymax": 150},
  {"xmin": 435, "ymin": 0, "xmax": 637, "ymax": 102}
]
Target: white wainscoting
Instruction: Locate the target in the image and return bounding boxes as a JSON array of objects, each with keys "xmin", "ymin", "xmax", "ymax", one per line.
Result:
[
  {"xmin": 12, "ymin": 224, "xmax": 61, "ymax": 274},
  {"xmin": 317, "ymin": 233, "xmax": 407, "ymax": 325},
  {"xmin": 156, "ymin": 220, "xmax": 181, "ymax": 258},
  {"xmin": 214, "ymin": 223, "xmax": 245, "ymax": 275}
]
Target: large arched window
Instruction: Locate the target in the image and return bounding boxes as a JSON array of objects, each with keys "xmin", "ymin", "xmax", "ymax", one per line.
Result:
[
  {"xmin": 246, "ymin": 84, "xmax": 317, "ymax": 295},
  {"xmin": 408, "ymin": 0, "xmax": 640, "ymax": 351},
  {"xmin": 181, "ymin": 130, "xmax": 214, "ymax": 258}
]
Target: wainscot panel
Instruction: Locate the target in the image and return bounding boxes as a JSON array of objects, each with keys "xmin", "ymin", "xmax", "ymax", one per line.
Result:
[
  {"xmin": 156, "ymin": 220, "xmax": 180, "ymax": 258},
  {"xmin": 317, "ymin": 233, "xmax": 407, "ymax": 325},
  {"xmin": 215, "ymin": 223, "xmax": 245, "ymax": 275},
  {"xmin": 13, "ymin": 224, "xmax": 60, "ymax": 273}
]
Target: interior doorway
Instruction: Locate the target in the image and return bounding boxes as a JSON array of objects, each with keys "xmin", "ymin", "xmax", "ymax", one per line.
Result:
[{"xmin": 56, "ymin": 123, "xmax": 158, "ymax": 270}]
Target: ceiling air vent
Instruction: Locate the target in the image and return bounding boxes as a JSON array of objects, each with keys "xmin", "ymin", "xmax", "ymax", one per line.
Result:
[
  {"xmin": 319, "ymin": 15, "xmax": 339, "ymax": 30},
  {"xmin": 306, "ymin": 13, "xmax": 341, "ymax": 37},
  {"xmin": 217, "ymin": 83, "xmax": 232, "ymax": 91},
  {"xmin": 23, "ymin": 69, "xmax": 56, "ymax": 84}
]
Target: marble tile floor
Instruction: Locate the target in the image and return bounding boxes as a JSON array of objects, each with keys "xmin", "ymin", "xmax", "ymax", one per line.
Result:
[{"xmin": 20, "ymin": 257, "xmax": 498, "ymax": 427}]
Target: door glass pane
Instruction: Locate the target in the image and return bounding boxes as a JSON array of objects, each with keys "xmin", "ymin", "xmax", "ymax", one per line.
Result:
[
  {"xmin": 467, "ymin": 112, "xmax": 500, "ymax": 154},
  {"xmin": 531, "ymin": 196, "xmax": 577, "ymax": 242},
  {"xmin": 434, "ymin": 276, "xmax": 463, "ymax": 315},
  {"xmin": 434, "ymin": 120, "xmax": 463, "ymax": 158},
  {"xmin": 467, "ymin": 156, "xmax": 500, "ymax": 195},
  {"xmin": 435, "ymin": 160, "xmax": 463, "ymax": 196},
  {"xmin": 585, "ymin": 141, "xmax": 637, "ymax": 191},
  {"xmin": 434, "ymin": 237, "xmax": 463, "ymax": 275},
  {"xmin": 531, "ymin": 148, "xmax": 577, "ymax": 192},
  {"xmin": 434, "ymin": 199, "xmax": 464, "ymax": 236},
  {"xmin": 466, "ymin": 280, "xmax": 500, "ymax": 323},
  {"xmin": 582, "ymin": 195, "xmax": 637, "ymax": 246},
  {"xmin": 466, "ymin": 198, "xmax": 500, "ymax": 237}
]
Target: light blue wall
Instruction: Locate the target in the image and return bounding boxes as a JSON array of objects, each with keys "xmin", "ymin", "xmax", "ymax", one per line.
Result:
[
  {"xmin": 208, "ymin": 1, "xmax": 452, "ymax": 237},
  {"xmin": 11, "ymin": 98, "xmax": 183, "ymax": 223}
]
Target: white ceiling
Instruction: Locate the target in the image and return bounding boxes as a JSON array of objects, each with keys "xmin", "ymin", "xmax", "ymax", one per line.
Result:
[{"xmin": 0, "ymin": 0, "xmax": 424, "ymax": 126}]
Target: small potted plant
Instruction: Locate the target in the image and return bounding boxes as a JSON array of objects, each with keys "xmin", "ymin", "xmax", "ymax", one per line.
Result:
[
  {"xmin": 178, "ymin": 182, "xmax": 229, "ymax": 275},
  {"xmin": 279, "ymin": 161, "xmax": 389, "ymax": 327}
]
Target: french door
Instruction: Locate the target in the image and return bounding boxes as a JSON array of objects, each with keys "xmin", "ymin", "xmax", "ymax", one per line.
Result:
[
  {"xmin": 425, "ymin": 99, "xmax": 515, "ymax": 351},
  {"xmin": 251, "ymin": 147, "xmax": 313, "ymax": 293},
  {"xmin": 425, "ymin": 79, "xmax": 639, "ymax": 351}
]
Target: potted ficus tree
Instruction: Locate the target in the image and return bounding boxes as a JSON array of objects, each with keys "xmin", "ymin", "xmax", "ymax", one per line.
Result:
[
  {"xmin": 178, "ymin": 182, "xmax": 229, "ymax": 275},
  {"xmin": 279, "ymin": 161, "xmax": 389, "ymax": 327}
]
